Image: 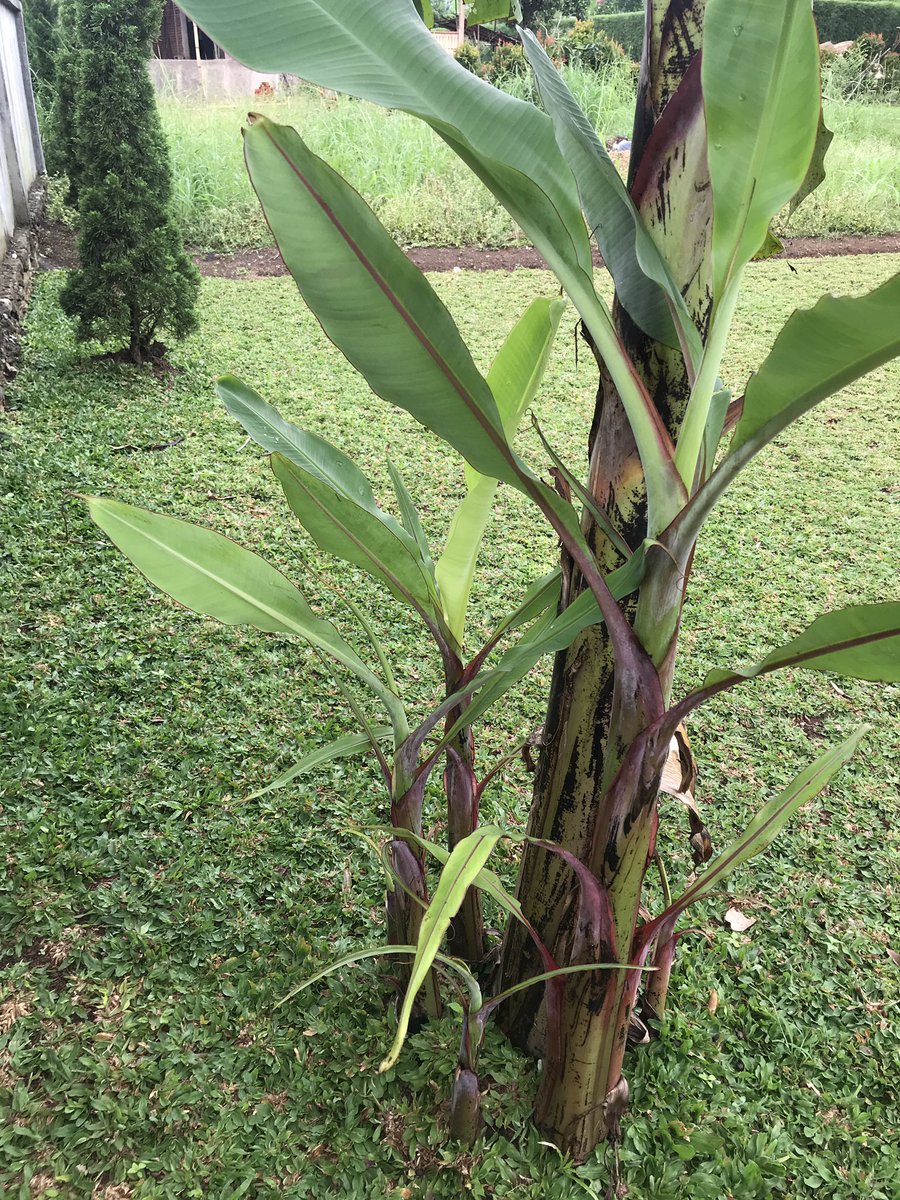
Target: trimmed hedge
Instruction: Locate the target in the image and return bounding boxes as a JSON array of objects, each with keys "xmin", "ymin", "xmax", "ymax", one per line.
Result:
[
  {"xmin": 590, "ymin": 11, "xmax": 644, "ymax": 59},
  {"xmin": 586, "ymin": 3, "xmax": 900, "ymax": 61},
  {"xmin": 814, "ymin": 2, "xmax": 900, "ymax": 43}
]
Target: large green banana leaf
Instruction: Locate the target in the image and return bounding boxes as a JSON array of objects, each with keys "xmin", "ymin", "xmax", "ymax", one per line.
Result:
[
  {"xmin": 703, "ymin": 0, "xmax": 820, "ymax": 302},
  {"xmin": 702, "ymin": 604, "xmax": 900, "ymax": 689},
  {"xmin": 243, "ymin": 117, "xmax": 516, "ymax": 487},
  {"xmin": 85, "ymin": 497, "xmax": 406, "ymax": 728},
  {"xmin": 672, "ymin": 270, "xmax": 900, "ymax": 549}
]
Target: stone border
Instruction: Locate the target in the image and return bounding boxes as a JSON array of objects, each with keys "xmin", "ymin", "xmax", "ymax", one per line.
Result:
[{"xmin": 0, "ymin": 179, "xmax": 46, "ymax": 408}]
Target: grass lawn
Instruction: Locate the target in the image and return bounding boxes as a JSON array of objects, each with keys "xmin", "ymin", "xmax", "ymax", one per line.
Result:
[
  {"xmin": 1, "ymin": 256, "xmax": 899, "ymax": 1199},
  {"xmin": 153, "ymin": 84, "xmax": 900, "ymax": 251}
]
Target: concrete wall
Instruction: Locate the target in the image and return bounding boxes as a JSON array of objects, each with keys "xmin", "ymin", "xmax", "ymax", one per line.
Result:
[
  {"xmin": 149, "ymin": 57, "xmax": 281, "ymax": 100},
  {"xmin": 0, "ymin": 0, "xmax": 43, "ymax": 260},
  {"xmin": 0, "ymin": 0, "xmax": 44, "ymax": 399}
]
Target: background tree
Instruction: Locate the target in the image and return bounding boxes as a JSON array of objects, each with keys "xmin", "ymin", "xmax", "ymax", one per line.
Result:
[
  {"xmin": 519, "ymin": 1, "xmax": 567, "ymax": 29},
  {"xmin": 60, "ymin": 0, "xmax": 199, "ymax": 365}
]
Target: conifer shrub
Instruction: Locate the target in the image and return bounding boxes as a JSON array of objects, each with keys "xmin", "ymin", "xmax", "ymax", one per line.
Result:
[
  {"xmin": 45, "ymin": 0, "xmax": 81, "ymax": 202},
  {"xmin": 60, "ymin": 0, "xmax": 199, "ymax": 365},
  {"xmin": 22, "ymin": 0, "xmax": 59, "ymax": 110},
  {"xmin": 453, "ymin": 41, "xmax": 483, "ymax": 75}
]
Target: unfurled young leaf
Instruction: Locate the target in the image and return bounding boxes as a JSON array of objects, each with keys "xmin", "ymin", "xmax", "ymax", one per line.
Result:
[
  {"xmin": 386, "ymin": 460, "xmax": 433, "ymax": 569},
  {"xmin": 436, "ymin": 296, "xmax": 564, "ymax": 642},
  {"xmin": 380, "ymin": 826, "xmax": 505, "ymax": 1072}
]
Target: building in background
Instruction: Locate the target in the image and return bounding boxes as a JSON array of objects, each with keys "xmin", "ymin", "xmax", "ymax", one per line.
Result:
[
  {"xmin": 154, "ymin": 1, "xmax": 224, "ymax": 62},
  {"xmin": 150, "ymin": 1, "xmax": 279, "ymax": 97}
]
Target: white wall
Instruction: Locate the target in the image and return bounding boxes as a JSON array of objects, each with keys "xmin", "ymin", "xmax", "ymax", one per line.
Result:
[
  {"xmin": 0, "ymin": 0, "xmax": 43, "ymax": 259},
  {"xmin": 149, "ymin": 58, "xmax": 281, "ymax": 100}
]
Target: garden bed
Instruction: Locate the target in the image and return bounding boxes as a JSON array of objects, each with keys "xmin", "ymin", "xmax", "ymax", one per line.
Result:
[{"xmin": 38, "ymin": 220, "xmax": 900, "ymax": 280}]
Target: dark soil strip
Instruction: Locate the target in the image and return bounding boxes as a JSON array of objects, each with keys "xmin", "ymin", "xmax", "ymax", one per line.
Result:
[{"xmin": 38, "ymin": 222, "xmax": 900, "ymax": 281}]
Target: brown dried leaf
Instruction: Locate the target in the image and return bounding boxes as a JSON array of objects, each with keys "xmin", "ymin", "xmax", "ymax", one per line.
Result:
[
  {"xmin": 707, "ymin": 989, "xmax": 719, "ymax": 1015},
  {"xmin": 724, "ymin": 907, "xmax": 757, "ymax": 932},
  {"xmin": 887, "ymin": 948, "xmax": 900, "ymax": 967}
]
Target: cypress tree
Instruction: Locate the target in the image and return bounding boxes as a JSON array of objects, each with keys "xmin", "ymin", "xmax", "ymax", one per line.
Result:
[
  {"xmin": 45, "ymin": 0, "xmax": 81, "ymax": 201},
  {"xmin": 60, "ymin": 0, "xmax": 199, "ymax": 365},
  {"xmin": 22, "ymin": 0, "xmax": 59, "ymax": 111}
]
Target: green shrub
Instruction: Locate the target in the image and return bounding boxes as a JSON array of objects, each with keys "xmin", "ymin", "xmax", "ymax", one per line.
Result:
[
  {"xmin": 22, "ymin": 0, "xmax": 59, "ymax": 109},
  {"xmin": 485, "ymin": 42, "xmax": 528, "ymax": 82},
  {"xmin": 814, "ymin": 1, "xmax": 900, "ymax": 44},
  {"xmin": 820, "ymin": 26, "xmax": 900, "ymax": 98},
  {"xmin": 561, "ymin": 20, "xmax": 629, "ymax": 70},
  {"xmin": 60, "ymin": 0, "xmax": 199, "ymax": 364},
  {"xmin": 884, "ymin": 48, "xmax": 900, "ymax": 92},
  {"xmin": 453, "ymin": 41, "xmax": 483, "ymax": 75}
]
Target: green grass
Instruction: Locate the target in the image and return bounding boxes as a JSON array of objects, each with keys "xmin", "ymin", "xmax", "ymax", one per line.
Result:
[
  {"xmin": 153, "ymin": 69, "xmax": 900, "ymax": 251},
  {"xmin": 1, "ymin": 256, "xmax": 899, "ymax": 1199}
]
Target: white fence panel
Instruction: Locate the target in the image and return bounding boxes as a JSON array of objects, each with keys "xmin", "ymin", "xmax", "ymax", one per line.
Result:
[{"xmin": 0, "ymin": 0, "xmax": 43, "ymax": 259}]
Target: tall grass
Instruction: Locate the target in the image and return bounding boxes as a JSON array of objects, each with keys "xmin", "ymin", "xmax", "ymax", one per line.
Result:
[
  {"xmin": 157, "ymin": 65, "xmax": 900, "ymax": 251},
  {"xmin": 159, "ymin": 65, "xmax": 635, "ymax": 251},
  {"xmin": 781, "ymin": 100, "xmax": 900, "ymax": 236}
]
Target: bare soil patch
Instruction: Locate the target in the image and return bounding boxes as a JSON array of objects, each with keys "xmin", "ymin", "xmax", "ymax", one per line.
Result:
[{"xmin": 38, "ymin": 222, "xmax": 900, "ymax": 281}]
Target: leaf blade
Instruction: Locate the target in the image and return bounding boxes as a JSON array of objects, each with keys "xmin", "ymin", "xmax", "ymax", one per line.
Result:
[
  {"xmin": 246, "ymin": 727, "xmax": 393, "ymax": 801},
  {"xmin": 217, "ymin": 374, "xmax": 380, "ymax": 512},
  {"xmin": 84, "ymin": 497, "xmax": 398, "ymax": 711},
  {"xmin": 703, "ymin": 604, "xmax": 900, "ymax": 689},
  {"xmin": 271, "ymin": 453, "xmax": 439, "ymax": 618},
  {"xmin": 645, "ymin": 731, "xmax": 867, "ymax": 934},
  {"xmin": 435, "ymin": 296, "xmax": 564, "ymax": 641},
  {"xmin": 243, "ymin": 117, "xmax": 516, "ymax": 486}
]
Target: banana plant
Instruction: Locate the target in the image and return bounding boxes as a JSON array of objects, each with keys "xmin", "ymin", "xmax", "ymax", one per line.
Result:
[{"xmin": 87, "ymin": 0, "xmax": 900, "ymax": 1162}]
